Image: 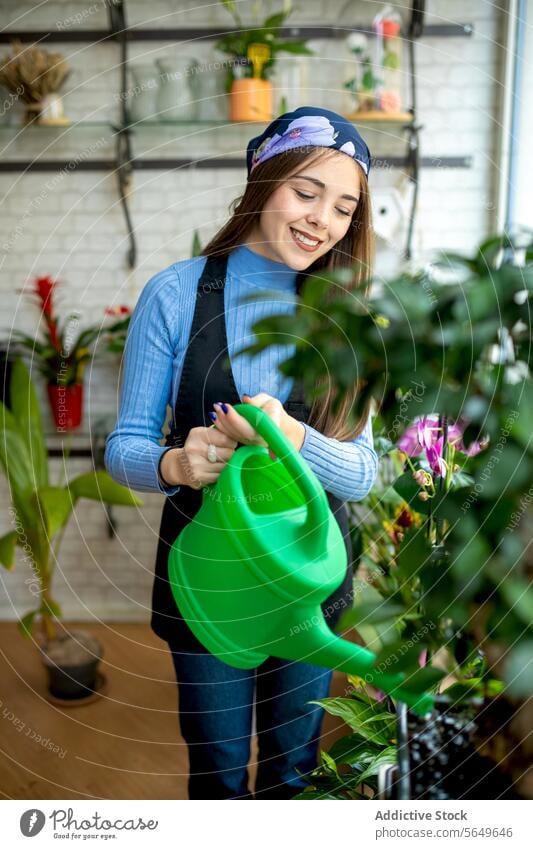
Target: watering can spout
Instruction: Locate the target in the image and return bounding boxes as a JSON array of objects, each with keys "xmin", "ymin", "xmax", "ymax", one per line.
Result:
[{"xmin": 274, "ymin": 619, "xmax": 434, "ymax": 717}]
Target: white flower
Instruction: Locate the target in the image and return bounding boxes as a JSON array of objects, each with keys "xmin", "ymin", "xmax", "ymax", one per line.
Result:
[{"xmin": 346, "ymin": 32, "xmax": 368, "ymax": 53}]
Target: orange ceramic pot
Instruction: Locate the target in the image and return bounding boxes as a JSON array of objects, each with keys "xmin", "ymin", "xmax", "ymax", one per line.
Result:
[{"xmin": 230, "ymin": 79, "xmax": 273, "ymax": 122}]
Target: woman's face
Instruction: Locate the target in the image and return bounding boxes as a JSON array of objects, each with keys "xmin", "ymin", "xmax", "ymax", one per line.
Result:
[{"xmin": 246, "ymin": 150, "xmax": 362, "ymax": 270}]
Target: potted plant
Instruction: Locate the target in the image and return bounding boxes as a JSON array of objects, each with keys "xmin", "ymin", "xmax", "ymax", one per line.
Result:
[
  {"xmin": 0, "ymin": 40, "xmax": 71, "ymax": 125},
  {"xmin": 344, "ymin": 33, "xmax": 379, "ymax": 115},
  {"xmin": 11, "ymin": 274, "xmax": 102, "ymax": 430},
  {"xmin": 215, "ymin": 0, "xmax": 313, "ymax": 122},
  {"xmin": 241, "ymin": 233, "xmax": 533, "ymax": 799},
  {"xmin": 0, "ymin": 359, "xmax": 142, "ymax": 701}
]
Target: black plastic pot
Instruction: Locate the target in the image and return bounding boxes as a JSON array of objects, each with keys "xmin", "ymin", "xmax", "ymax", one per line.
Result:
[
  {"xmin": 379, "ymin": 697, "xmax": 518, "ymax": 800},
  {"xmin": 40, "ymin": 629, "xmax": 103, "ymax": 701}
]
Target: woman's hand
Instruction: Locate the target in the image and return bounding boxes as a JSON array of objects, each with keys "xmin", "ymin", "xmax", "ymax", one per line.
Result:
[
  {"xmin": 161, "ymin": 426, "xmax": 237, "ymax": 489},
  {"xmin": 211, "ymin": 393, "xmax": 305, "ymax": 457}
]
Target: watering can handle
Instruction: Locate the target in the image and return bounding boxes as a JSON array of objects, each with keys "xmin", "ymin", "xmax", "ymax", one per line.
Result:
[{"xmin": 233, "ymin": 403, "xmax": 330, "ymax": 548}]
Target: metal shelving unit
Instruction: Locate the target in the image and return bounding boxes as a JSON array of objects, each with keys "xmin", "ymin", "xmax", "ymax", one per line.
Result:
[{"xmin": 0, "ymin": 0, "xmax": 473, "ymax": 265}]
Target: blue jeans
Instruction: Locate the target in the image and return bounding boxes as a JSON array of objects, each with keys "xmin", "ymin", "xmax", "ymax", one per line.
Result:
[{"xmin": 167, "ymin": 641, "xmax": 333, "ymax": 800}]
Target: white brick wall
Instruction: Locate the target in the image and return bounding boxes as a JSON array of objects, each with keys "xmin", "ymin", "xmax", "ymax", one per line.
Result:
[{"xmin": 0, "ymin": 0, "xmax": 505, "ymax": 621}]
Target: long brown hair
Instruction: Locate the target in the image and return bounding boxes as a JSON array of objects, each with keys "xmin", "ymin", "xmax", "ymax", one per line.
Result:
[{"xmin": 202, "ymin": 146, "xmax": 375, "ymax": 440}]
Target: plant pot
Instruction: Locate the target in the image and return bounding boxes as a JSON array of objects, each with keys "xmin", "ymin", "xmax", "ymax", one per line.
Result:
[
  {"xmin": 230, "ymin": 78, "xmax": 273, "ymax": 122},
  {"xmin": 379, "ymin": 696, "xmax": 519, "ymax": 799},
  {"xmin": 40, "ymin": 629, "xmax": 103, "ymax": 702},
  {"xmin": 47, "ymin": 382, "xmax": 83, "ymax": 430}
]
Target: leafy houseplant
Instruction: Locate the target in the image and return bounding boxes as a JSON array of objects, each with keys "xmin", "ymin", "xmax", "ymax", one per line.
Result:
[
  {"xmin": 297, "ymin": 684, "xmax": 397, "ymax": 799},
  {"xmin": 216, "ymin": 0, "xmax": 313, "ymax": 121},
  {"xmin": 344, "ymin": 33, "xmax": 379, "ymax": 114},
  {"xmin": 0, "ymin": 359, "xmax": 142, "ymax": 699},
  {"xmin": 240, "ymin": 234, "xmax": 533, "ymax": 798},
  {"xmin": 11, "ymin": 275, "xmax": 101, "ymax": 430}
]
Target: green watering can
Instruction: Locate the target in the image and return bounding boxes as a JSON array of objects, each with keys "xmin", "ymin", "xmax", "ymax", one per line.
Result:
[{"xmin": 168, "ymin": 404, "xmax": 434, "ymax": 717}]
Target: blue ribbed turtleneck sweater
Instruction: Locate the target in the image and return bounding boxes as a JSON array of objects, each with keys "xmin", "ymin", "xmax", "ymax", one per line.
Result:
[{"xmin": 104, "ymin": 243, "xmax": 377, "ymax": 501}]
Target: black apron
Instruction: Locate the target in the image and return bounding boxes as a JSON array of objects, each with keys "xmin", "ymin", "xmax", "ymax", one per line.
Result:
[{"xmin": 151, "ymin": 252, "xmax": 354, "ymax": 647}]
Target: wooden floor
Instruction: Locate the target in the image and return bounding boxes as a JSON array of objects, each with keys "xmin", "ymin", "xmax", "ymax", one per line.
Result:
[{"xmin": 0, "ymin": 622, "xmax": 350, "ymax": 799}]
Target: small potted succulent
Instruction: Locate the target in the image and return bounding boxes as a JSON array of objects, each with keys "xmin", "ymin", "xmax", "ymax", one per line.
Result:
[
  {"xmin": 0, "ymin": 360, "xmax": 142, "ymax": 702},
  {"xmin": 215, "ymin": 0, "xmax": 313, "ymax": 122}
]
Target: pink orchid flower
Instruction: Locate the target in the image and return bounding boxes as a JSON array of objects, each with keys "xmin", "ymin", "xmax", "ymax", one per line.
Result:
[
  {"xmin": 398, "ymin": 417, "xmax": 488, "ymax": 463},
  {"xmin": 398, "ymin": 417, "xmax": 439, "ymax": 455},
  {"xmin": 426, "ymin": 437, "xmax": 448, "ymax": 477}
]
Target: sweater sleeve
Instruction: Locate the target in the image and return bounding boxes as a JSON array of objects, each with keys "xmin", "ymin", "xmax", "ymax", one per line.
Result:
[
  {"xmin": 299, "ymin": 412, "xmax": 378, "ymax": 502},
  {"xmin": 104, "ymin": 268, "xmax": 180, "ymax": 496}
]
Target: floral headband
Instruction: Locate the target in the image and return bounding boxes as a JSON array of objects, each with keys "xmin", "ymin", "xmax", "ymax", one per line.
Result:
[{"xmin": 246, "ymin": 106, "xmax": 372, "ymax": 179}]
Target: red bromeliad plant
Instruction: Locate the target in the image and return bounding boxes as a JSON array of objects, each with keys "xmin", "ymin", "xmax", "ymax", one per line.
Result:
[{"xmin": 13, "ymin": 275, "xmax": 100, "ymax": 388}]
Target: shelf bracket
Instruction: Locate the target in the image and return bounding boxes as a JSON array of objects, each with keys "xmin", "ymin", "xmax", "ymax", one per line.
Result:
[
  {"xmin": 403, "ymin": 0, "xmax": 425, "ymax": 261},
  {"xmin": 109, "ymin": 0, "xmax": 137, "ymax": 269}
]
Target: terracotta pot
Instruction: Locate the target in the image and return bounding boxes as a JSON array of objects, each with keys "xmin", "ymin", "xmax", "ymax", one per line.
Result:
[
  {"xmin": 47, "ymin": 382, "xmax": 83, "ymax": 430},
  {"xmin": 230, "ymin": 78, "xmax": 273, "ymax": 122}
]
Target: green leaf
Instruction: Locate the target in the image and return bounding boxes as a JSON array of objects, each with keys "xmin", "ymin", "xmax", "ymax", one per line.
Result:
[
  {"xmin": 506, "ymin": 382, "xmax": 533, "ymax": 452},
  {"xmin": 320, "ymin": 750, "xmax": 339, "ymax": 777},
  {"xmin": 11, "ymin": 491, "xmax": 49, "ymax": 576},
  {"xmin": 341, "ymin": 580, "xmax": 398, "ymax": 651},
  {"xmin": 393, "ymin": 473, "xmax": 430, "ymax": 515},
  {"xmin": 357, "ymin": 746, "xmax": 397, "ymax": 784},
  {"xmin": 41, "ymin": 597, "xmax": 62, "ymax": 618},
  {"xmin": 396, "ymin": 527, "xmax": 433, "ymax": 582},
  {"xmin": 338, "ymin": 601, "xmax": 405, "ymax": 629},
  {"xmin": 400, "ymin": 665, "xmax": 446, "ymax": 693},
  {"xmin": 18, "ymin": 610, "xmax": 37, "ymax": 638},
  {"xmin": 276, "ymin": 41, "xmax": 314, "ymax": 55},
  {"xmin": 0, "ymin": 404, "xmax": 36, "ymax": 497},
  {"xmin": 449, "ymin": 470, "xmax": 475, "ymax": 490},
  {"xmin": 449, "ymin": 532, "xmax": 491, "ymax": 594},
  {"xmin": 441, "ymin": 680, "xmax": 485, "ymax": 704},
  {"xmin": 328, "ymin": 734, "xmax": 383, "ymax": 767},
  {"xmin": 374, "ymin": 637, "xmax": 425, "ymax": 674},
  {"xmin": 374, "ymin": 436, "xmax": 395, "ymax": 458},
  {"xmin": 262, "ymin": 11, "xmax": 288, "ymax": 29},
  {"xmin": 37, "ymin": 487, "xmax": 74, "ymax": 539},
  {"xmin": 311, "ymin": 698, "xmax": 393, "ymax": 744},
  {"xmin": 475, "ymin": 443, "xmax": 532, "ymax": 498},
  {"xmin": 378, "ymin": 485, "xmax": 406, "ymax": 506},
  {"xmin": 68, "ymin": 470, "xmax": 142, "ymax": 506},
  {"xmin": 9, "ymin": 359, "xmax": 48, "ymax": 489},
  {"xmin": 504, "ymin": 642, "xmax": 533, "ymax": 698},
  {"xmin": 0, "ymin": 531, "xmax": 17, "ymax": 569},
  {"xmin": 498, "ymin": 579, "xmax": 533, "ymax": 627}
]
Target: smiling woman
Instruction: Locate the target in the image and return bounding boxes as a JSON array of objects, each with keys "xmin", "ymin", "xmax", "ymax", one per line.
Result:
[
  {"xmin": 246, "ymin": 156, "xmax": 362, "ymax": 261},
  {"xmin": 104, "ymin": 105, "xmax": 377, "ymax": 801}
]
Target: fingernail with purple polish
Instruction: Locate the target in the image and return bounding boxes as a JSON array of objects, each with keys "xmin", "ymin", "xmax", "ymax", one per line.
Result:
[{"xmin": 208, "ymin": 411, "xmax": 217, "ymax": 422}]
